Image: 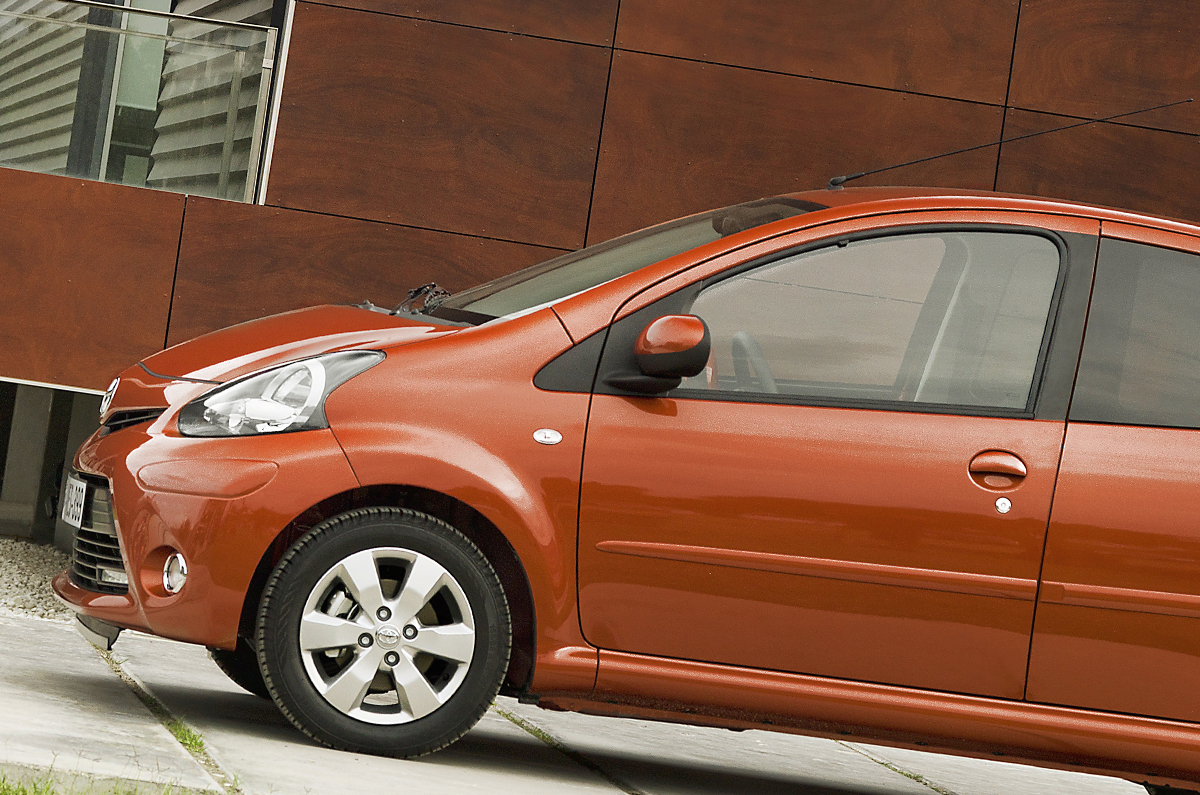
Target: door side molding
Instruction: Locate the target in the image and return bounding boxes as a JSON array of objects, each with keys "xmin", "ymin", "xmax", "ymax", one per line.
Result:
[{"xmin": 596, "ymin": 540, "xmax": 1038, "ymax": 601}]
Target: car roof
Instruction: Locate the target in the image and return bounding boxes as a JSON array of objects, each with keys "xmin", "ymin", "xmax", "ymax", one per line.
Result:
[{"xmin": 783, "ymin": 186, "xmax": 1200, "ymax": 237}]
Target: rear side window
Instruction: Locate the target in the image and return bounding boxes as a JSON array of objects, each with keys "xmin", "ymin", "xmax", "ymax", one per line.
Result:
[{"xmin": 1071, "ymin": 238, "xmax": 1200, "ymax": 428}]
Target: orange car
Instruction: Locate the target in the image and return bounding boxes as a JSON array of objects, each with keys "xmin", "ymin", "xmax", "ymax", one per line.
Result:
[{"xmin": 52, "ymin": 186, "xmax": 1200, "ymax": 792}]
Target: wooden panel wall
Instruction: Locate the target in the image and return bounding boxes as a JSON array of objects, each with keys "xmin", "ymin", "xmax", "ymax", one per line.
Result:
[
  {"xmin": 1009, "ymin": 0, "xmax": 1200, "ymax": 135},
  {"xmin": 265, "ymin": 3, "xmax": 610, "ymax": 249},
  {"xmin": 3, "ymin": 0, "xmax": 1200, "ymax": 390},
  {"xmin": 167, "ymin": 197, "xmax": 563, "ymax": 345},
  {"xmin": 263, "ymin": 0, "xmax": 1200, "ymax": 251},
  {"xmin": 329, "ymin": 0, "xmax": 619, "ymax": 45},
  {"xmin": 615, "ymin": 0, "xmax": 1020, "ymax": 104},
  {"xmin": 996, "ymin": 110, "xmax": 1200, "ymax": 225},
  {"xmin": 0, "ymin": 169, "xmax": 181, "ymax": 391},
  {"xmin": 587, "ymin": 51, "xmax": 1004, "ymax": 243}
]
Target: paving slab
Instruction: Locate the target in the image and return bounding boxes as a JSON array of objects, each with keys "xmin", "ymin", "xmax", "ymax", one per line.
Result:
[
  {"xmin": 847, "ymin": 743, "xmax": 1143, "ymax": 795},
  {"xmin": 503, "ymin": 699, "xmax": 1147, "ymax": 795},
  {"xmin": 0, "ymin": 615, "xmax": 218, "ymax": 791},
  {"xmin": 500, "ymin": 699, "xmax": 932, "ymax": 795},
  {"xmin": 115, "ymin": 631, "xmax": 621, "ymax": 795},
  {"xmin": 115, "ymin": 628, "xmax": 1151, "ymax": 795},
  {"xmin": 0, "ymin": 760, "xmax": 213, "ymax": 795}
]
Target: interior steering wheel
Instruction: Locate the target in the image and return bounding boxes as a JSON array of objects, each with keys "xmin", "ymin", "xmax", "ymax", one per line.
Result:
[{"xmin": 731, "ymin": 331, "xmax": 778, "ymax": 393}]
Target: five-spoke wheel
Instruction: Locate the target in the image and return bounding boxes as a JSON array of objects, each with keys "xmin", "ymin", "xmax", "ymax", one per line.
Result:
[{"xmin": 256, "ymin": 507, "xmax": 510, "ymax": 757}]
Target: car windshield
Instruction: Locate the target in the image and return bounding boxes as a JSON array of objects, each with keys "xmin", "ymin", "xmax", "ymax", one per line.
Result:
[{"xmin": 432, "ymin": 196, "xmax": 826, "ymax": 323}]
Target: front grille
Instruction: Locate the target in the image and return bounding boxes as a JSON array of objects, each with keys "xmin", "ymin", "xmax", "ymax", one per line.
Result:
[
  {"xmin": 100, "ymin": 408, "xmax": 165, "ymax": 435},
  {"xmin": 69, "ymin": 481, "xmax": 129, "ymax": 595}
]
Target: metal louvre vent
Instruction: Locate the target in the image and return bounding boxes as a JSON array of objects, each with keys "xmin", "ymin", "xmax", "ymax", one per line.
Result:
[
  {"xmin": 69, "ymin": 480, "xmax": 128, "ymax": 595},
  {"xmin": 0, "ymin": 0, "xmax": 89, "ymax": 175},
  {"xmin": 0, "ymin": 0, "xmax": 276, "ymax": 200},
  {"xmin": 146, "ymin": 0, "xmax": 274, "ymax": 200}
]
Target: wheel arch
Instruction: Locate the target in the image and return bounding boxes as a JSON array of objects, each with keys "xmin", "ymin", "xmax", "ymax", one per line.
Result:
[{"xmin": 238, "ymin": 484, "xmax": 537, "ymax": 694}]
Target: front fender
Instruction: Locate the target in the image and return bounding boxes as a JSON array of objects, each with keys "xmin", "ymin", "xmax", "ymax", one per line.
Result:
[{"xmin": 326, "ymin": 309, "xmax": 599, "ymax": 694}]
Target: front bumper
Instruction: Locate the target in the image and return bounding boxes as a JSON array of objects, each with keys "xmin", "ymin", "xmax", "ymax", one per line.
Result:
[{"xmin": 52, "ymin": 420, "xmax": 359, "ymax": 649}]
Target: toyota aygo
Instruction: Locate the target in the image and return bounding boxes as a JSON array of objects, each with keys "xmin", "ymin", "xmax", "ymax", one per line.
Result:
[{"xmin": 53, "ymin": 187, "xmax": 1200, "ymax": 792}]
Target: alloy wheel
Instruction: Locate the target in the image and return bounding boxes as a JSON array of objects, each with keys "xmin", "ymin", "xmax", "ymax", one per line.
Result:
[{"xmin": 298, "ymin": 547, "xmax": 476, "ymax": 724}]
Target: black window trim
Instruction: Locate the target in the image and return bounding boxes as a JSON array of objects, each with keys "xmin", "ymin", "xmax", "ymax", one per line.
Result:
[{"xmin": 591, "ymin": 223, "xmax": 1090, "ymax": 421}]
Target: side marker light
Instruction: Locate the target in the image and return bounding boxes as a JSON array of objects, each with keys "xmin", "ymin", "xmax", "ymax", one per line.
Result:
[{"xmin": 533, "ymin": 428, "xmax": 562, "ymax": 445}]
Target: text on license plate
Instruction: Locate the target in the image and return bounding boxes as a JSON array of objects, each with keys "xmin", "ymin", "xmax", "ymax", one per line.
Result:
[{"xmin": 61, "ymin": 476, "xmax": 86, "ymax": 529}]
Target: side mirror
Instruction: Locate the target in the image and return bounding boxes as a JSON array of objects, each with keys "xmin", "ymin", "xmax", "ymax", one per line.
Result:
[
  {"xmin": 636, "ymin": 314, "xmax": 711, "ymax": 377},
  {"xmin": 605, "ymin": 315, "xmax": 711, "ymax": 395}
]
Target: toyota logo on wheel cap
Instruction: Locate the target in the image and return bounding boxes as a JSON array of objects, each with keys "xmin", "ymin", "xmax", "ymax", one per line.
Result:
[{"xmin": 376, "ymin": 626, "xmax": 401, "ymax": 648}]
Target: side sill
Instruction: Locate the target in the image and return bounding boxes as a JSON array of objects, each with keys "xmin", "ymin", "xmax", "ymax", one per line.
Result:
[{"xmin": 576, "ymin": 649, "xmax": 1200, "ymax": 789}]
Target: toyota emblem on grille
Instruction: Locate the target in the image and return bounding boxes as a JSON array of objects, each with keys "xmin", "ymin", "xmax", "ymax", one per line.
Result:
[{"xmin": 100, "ymin": 378, "xmax": 119, "ymax": 418}]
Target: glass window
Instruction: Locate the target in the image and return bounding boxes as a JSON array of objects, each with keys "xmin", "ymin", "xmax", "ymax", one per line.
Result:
[
  {"xmin": 1071, "ymin": 238, "xmax": 1200, "ymax": 428},
  {"xmin": 0, "ymin": 0, "xmax": 276, "ymax": 201},
  {"xmin": 435, "ymin": 197, "xmax": 825, "ymax": 322},
  {"xmin": 682, "ymin": 231, "xmax": 1061, "ymax": 410}
]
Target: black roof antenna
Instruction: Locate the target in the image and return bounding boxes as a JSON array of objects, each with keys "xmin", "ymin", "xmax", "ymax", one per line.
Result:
[{"xmin": 826, "ymin": 98, "xmax": 1193, "ymax": 190}]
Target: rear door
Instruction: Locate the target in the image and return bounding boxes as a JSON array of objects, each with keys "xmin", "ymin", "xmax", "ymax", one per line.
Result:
[
  {"xmin": 1028, "ymin": 224, "xmax": 1200, "ymax": 721},
  {"xmin": 579, "ymin": 215, "xmax": 1098, "ymax": 698}
]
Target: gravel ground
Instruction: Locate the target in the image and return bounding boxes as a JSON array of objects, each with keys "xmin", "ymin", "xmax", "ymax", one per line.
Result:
[{"xmin": 0, "ymin": 537, "xmax": 73, "ymax": 622}]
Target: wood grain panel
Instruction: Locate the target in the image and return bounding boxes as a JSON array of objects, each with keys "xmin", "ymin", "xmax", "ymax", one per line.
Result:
[
  {"xmin": 616, "ymin": 0, "xmax": 1018, "ymax": 104},
  {"xmin": 0, "ymin": 168, "xmax": 181, "ymax": 391},
  {"xmin": 587, "ymin": 52, "xmax": 1004, "ymax": 244},
  {"xmin": 1010, "ymin": 0, "xmax": 1200, "ymax": 135},
  {"xmin": 166, "ymin": 197, "xmax": 563, "ymax": 346},
  {"xmin": 267, "ymin": 3, "xmax": 610, "ymax": 250},
  {"xmin": 310, "ymin": 0, "xmax": 618, "ymax": 45},
  {"xmin": 995, "ymin": 109, "xmax": 1200, "ymax": 226}
]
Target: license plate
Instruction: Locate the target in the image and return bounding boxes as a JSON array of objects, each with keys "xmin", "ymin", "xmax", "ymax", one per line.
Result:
[{"xmin": 61, "ymin": 476, "xmax": 86, "ymax": 529}]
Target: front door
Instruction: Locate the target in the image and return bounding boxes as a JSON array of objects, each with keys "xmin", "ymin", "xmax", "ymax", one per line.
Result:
[{"xmin": 579, "ymin": 223, "xmax": 1094, "ymax": 698}]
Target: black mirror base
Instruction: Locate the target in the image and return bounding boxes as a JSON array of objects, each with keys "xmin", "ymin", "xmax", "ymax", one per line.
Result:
[{"xmin": 603, "ymin": 371, "xmax": 682, "ymax": 395}]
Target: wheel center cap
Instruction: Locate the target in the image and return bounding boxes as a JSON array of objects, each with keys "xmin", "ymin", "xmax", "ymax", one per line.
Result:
[{"xmin": 376, "ymin": 625, "xmax": 401, "ymax": 648}]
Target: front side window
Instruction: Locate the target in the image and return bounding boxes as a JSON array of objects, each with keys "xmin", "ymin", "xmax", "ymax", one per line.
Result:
[
  {"xmin": 1071, "ymin": 238, "xmax": 1200, "ymax": 428},
  {"xmin": 681, "ymin": 231, "xmax": 1061, "ymax": 411}
]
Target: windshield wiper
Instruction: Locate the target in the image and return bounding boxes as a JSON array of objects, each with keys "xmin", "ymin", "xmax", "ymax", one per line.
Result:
[{"xmin": 392, "ymin": 283, "xmax": 451, "ymax": 316}]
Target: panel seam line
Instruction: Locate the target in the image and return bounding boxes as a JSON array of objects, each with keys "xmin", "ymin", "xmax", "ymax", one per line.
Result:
[
  {"xmin": 260, "ymin": 202, "xmax": 573, "ymax": 252},
  {"xmin": 994, "ymin": 0, "xmax": 1023, "ymax": 191},
  {"xmin": 163, "ymin": 195, "xmax": 187, "ymax": 349},
  {"xmin": 581, "ymin": 0, "xmax": 619, "ymax": 247}
]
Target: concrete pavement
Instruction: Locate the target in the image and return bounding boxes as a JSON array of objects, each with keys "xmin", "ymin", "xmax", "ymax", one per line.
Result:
[
  {"xmin": 0, "ymin": 615, "xmax": 217, "ymax": 791},
  {"xmin": 0, "ymin": 613, "xmax": 1149, "ymax": 795}
]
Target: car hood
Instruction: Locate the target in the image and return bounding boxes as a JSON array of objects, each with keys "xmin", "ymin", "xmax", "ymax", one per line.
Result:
[
  {"xmin": 104, "ymin": 305, "xmax": 460, "ymax": 422},
  {"xmin": 142, "ymin": 305, "xmax": 458, "ymax": 383}
]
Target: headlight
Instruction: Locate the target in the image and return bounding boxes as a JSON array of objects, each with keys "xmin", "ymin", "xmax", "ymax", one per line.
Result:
[{"xmin": 177, "ymin": 351, "xmax": 383, "ymax": 437}]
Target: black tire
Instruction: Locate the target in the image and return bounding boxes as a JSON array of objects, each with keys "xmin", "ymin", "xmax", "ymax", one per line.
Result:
[
  {"xmin": 256, "ymin": 507, "xmax": 511, "ymax": 758},
  {"xmin": 208, "ymin": 640, "xmax": 271, "ymax": 699}
]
